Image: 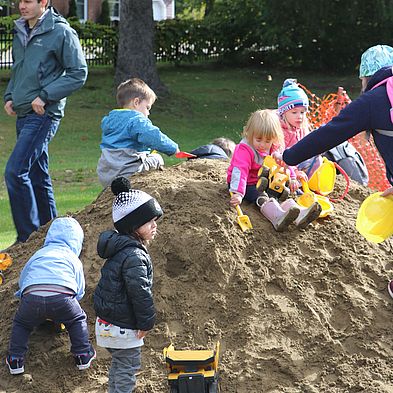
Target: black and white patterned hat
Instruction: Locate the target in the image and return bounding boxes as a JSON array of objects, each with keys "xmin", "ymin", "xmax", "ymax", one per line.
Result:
[{"xmin": 111, "ymin": 177, "xmax": 163, "ymax": 234}]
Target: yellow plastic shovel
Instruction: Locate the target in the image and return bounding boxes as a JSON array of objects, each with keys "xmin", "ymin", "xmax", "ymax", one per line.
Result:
[
  {"xmin": 229, "ymin": 192, "xmax": 253, "ymax": 232},
  {"xmin": 297, "ymin": 179, "xmax": 334, "ymax": 218},
  {"xmin": 298, "ymin": 179, "xmax": 318, "ymax": 206}
]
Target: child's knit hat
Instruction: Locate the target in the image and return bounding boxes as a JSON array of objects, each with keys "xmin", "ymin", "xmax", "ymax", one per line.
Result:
[
  {"xmin": 111, "ymin": 177, "xmax": 163, "ymax": 234},
  {"xmin": 359, "ymin": 45, "xmax": 393, "ymax": 78},
  {"xmin": 277, "ymin": 79, "xmax": 309, "ymax": 116}
]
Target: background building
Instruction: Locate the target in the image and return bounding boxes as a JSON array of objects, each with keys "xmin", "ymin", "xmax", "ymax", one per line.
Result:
[{"xmin": 51, "ymin": 0, "xmax": 175, "ymax": 22}]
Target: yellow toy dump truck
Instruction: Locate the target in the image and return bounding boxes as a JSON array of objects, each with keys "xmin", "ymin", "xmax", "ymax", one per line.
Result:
[
  {"xmin": 256, "ymin": 155, "xmax": 290, "ymax": 202},
  {"xmin": 0, "ymin": 253, "xmax": 12, "ymax": 285},
  {"xmin": 163, "ymin": 342, "xmax": 220, "ymax": 393}
]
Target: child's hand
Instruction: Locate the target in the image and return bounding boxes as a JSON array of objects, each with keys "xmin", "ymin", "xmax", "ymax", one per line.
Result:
[
  {"xmin": 137, "ymin": 330, "xmax": 148, "ymax": 339},
  {"xmin": 229, "ymin": 192, "xmax": 243, "ymax": 207},
  {"xmin": 296, "ymin": 170, "xmax": 308, "ymax": 182},
  {"xmin": 381, "ymin": 187, "xmax": 393, "ymax": 197},
  {"xmin": 289, "ymin": 178, "xmax": 300, "ymax": 193}
]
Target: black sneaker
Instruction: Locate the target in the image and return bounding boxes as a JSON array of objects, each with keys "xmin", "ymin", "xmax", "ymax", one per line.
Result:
[
  {"xmin": 74, "ymin": 347, "xmax": 96, "ymax": 370},
  {"xmin": 6, "ymin": 355, "xmax": 24, "ymax": 375}
]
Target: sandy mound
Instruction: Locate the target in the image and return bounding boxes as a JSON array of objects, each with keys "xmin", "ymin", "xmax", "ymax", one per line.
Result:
[{"xmin": 1, "ymin": 159, "xmax": 393, "ymax": 393}]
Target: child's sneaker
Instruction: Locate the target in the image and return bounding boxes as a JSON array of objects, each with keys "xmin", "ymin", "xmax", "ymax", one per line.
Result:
[
  {"xmin": 6, "ymin": 355, "xmax": 24, "ymax": 375},
  {"xmin": 74, "ymin": 347, "xmax": 96, "ymax": 370},
  {"xmin": 388, "ymin": 280, "xmax": 393, "ymax": 299}
]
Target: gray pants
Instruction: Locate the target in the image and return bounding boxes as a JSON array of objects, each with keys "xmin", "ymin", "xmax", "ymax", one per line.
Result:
[
  {"xmin": 107, "ymin": 347, "xmax": 142, "ymax": 393},
  {"xmin": 97, "ymin": 149, "xmax": 164, "ymax": 188}
]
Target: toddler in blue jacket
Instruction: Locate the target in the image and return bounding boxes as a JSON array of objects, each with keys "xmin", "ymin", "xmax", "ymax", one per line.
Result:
[
  {"xmin": 97, "ymin": 78, "xmax": 180, "ymax": 187},
  {"xmin": 6, "ymin": 217, "xmax": 95, "ymax": 375}
]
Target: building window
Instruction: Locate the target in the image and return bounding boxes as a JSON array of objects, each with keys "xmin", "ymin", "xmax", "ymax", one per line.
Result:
[
  {"xmin": 76, "ymin": 0, "xmax": 87, "ymax": 21},
  {"xmin": 108, "ymin": 0, "xmax": 120, "ymax": 21}
]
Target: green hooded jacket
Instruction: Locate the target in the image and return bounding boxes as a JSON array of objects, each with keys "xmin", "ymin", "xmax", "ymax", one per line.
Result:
[{"xmin": 4, "ymin": 7, "xmax": 88, "ymax": 119}]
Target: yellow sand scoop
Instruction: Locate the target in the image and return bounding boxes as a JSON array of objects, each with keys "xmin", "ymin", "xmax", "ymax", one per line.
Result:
[
  {"xmin": 229, "ymin": 192, "xmax": 252, "ymax": 232},
  {"xmin": 297, "ymin": 179, "xmax": 334, "ymax": 218}
]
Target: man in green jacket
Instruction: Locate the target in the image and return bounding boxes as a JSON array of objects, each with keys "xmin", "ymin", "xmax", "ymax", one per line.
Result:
[{"xmin": 3, "ymin": 0, "xmax": 88, "ymax": 243}]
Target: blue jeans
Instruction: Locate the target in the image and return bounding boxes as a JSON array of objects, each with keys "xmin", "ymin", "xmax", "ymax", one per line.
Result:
[
  {"xmin": 107, "ymin": 347, "xmax": 142, "ymax": 393},
  {"xmin": 4, "ymin": 113, "xmax": 60, "ymax": 242},
  {"xmin": 8, "ymin": 293, "xmax": 91, "ymax": 358}
]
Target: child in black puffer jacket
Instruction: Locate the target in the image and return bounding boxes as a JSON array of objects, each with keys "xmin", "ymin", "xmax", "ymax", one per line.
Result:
[{"xmin": 93, "ymin": 176, "xmax": 163, "ymax": 393}]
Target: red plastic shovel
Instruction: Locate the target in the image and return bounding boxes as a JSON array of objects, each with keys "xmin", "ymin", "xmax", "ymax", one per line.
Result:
[{"xmin": 175, "ymin": 151, "xmax": 197, "ymax": 159}]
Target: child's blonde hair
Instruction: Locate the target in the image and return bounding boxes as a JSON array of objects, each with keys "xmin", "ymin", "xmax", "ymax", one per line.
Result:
[
  {"xmin": 116, "ymin": 78, "xmax": 157, "ymax": 108},
  {"xmin": 243, "ymin": 109, "xmax": 284, "ymax": 149},
  {"xmin": 211, "ymin": 137, "xmax": 236, "ymax": 158}
]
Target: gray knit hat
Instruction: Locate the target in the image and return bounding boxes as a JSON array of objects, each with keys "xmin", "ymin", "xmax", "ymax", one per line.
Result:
[{"xmin": 111, "ymin": 177, "xmax": 163, "ymax": 234}]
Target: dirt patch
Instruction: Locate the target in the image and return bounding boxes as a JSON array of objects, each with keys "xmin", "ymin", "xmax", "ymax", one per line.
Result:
[{"xmin": 1, "ymin": 159, "xmax": 393, "ymax": 393}]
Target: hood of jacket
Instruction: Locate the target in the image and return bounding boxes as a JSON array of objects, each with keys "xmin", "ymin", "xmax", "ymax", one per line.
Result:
[
  {"xmin": 366, "ymin": 66, "xmax": 393, "ymax": 92},
  {"xmin": 44, "ymin": 217, "xmax": 84, "ymax": 256},
  {"xmin": 14, "ymin": 7, "xmax": 68, "ymax": 40},
  {"xmin": 97, "ymin": 230, "xmax": 146, "ymax": 260},
  {"xmin": 190, "ymin": 144, "xmax": 228, "ymax": 159}
]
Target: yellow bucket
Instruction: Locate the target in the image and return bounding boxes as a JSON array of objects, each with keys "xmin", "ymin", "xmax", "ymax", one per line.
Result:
[
  {"xmin": 356, "ymin": 192, "xmax": 393, "ymax": 243},
  {"xmin": 308, "ymin": 157, "xmax": 336, "ymax": 196},
  {"xmin": 297, "ymin": 192, "xmax": 334, "ymax": 218}
]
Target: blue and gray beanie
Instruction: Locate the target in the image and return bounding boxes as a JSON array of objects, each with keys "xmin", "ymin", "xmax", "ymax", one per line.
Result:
[
  {"xmin": 277, "ymin": 79, "xmax": 309, "ymax": 116},
  {"xmin": 359, "ymin": 45, "xmax": 393, "ymax": 78}
]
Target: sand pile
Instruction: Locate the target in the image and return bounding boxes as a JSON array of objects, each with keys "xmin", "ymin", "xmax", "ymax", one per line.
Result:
[{"xmin": 1, "ymin": 159, "xmax": 393, "ymax": 393}]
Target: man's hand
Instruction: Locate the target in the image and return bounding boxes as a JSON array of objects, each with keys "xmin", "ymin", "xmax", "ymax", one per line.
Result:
[
  {"xmin": 136, "ymin": 330, "xmax": 148, "ymax": 339},
  {"xmin": 381, "ymin": 187, "xmax": 393, "ymax": 197},
  {"xmin": 271, "ymin": 151, "xmax": 286, "ymax": 167},
  {"xmin": 31, "ymin": 96, "xmax": 46, "ymax": 115},
  {"xmin": 4, "ymin": 101, "xmax": 16, "ymax": 116}
]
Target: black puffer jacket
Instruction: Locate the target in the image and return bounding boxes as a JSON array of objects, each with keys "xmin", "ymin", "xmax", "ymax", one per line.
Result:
[{"xmin": 93, "ymin": 230, "xmax": 155, "ymax": 331}]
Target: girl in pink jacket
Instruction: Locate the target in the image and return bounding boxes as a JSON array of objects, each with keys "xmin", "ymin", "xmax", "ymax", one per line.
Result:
[
  {"xmin": 277, "ymin": 79, "xmax": 322, "ymax": 180},
  {"xmin": 227, "ymin": 109, "xmax": 321, "ymax": 231}
]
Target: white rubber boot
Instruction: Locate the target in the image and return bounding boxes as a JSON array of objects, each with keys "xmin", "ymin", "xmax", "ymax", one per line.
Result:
[
  {"xmin": 260, "ymin": 198, "xmax": 300, "ymax": 232},
  {"xmin": 280, "ymin": 199, "xmax": 322, "ymax": 229}
]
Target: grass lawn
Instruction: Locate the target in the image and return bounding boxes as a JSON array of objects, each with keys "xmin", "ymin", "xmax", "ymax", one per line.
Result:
[{"xmin": 0, "ymin": 63, "xmax": 360, "ymax": 249}]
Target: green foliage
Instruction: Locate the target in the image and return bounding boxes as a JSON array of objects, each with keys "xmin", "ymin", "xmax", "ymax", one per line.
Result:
[
  {"xmin": 0, "ymin": 16, "xmax": 118, "ymax": 66},
  {"xmin": 155, "ymin": 1, "xmax": 267, "ymax": 65},
  {"xmin": 98, "ymin": 0, "xmax": 111, "ymax": 26},
  {"xmin": 176, "ymin": 0, "xmax": 205, "ymax": 19},
  {"xmin": 68, "ymin": 18, "xmax": 118, "ymax": 65},
  {"xmin": 0, "ymin": 14, "xmax": 18, "ymax": 31},
  {"xmin": 2, "ymin": 0, "xmax": 393, "ymax": 72},
  {"xmin": 261, "ymin": 0, "xmax": 393, "ymax": 71},
  {"xmin": 157, "ymin": 0, "xmax": 393, "ymax": 71}
]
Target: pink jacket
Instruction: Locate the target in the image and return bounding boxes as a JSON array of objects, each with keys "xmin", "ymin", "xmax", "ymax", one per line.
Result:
[
  {"xmin": 227, "ymin": 139, "xmax": 281, "ymax": 196},
  {"xmin": 280, "ymin": 120, "xmax": 309, "ymax": 149}
]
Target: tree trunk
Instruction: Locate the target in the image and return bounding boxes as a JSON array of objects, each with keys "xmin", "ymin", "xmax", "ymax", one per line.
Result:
[
  {"xmin": 115, "ymin": 0, "xmax": 168, "ymax": 96},
  {"xmin": 204, "ymin": 0, "xmax": 214, "ymax": 17}
]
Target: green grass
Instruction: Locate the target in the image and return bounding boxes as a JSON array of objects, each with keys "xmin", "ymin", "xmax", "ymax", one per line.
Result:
[{"xmin": 0, "ymin": 64, "xmax": 360, "ymax": 249}]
